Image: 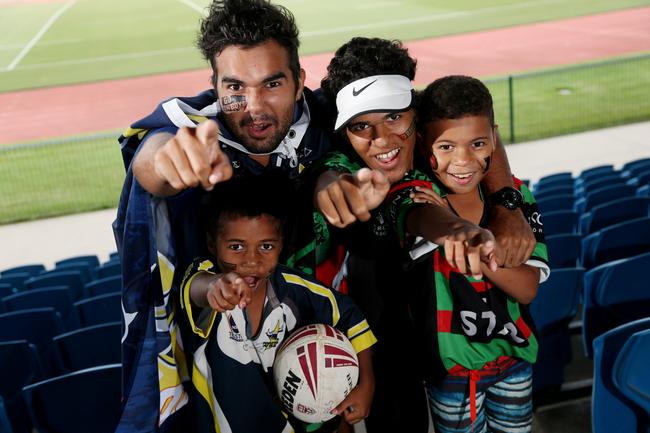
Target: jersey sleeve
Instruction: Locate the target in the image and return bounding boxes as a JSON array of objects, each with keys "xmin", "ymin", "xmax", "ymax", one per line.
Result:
[
  {"xmin": 515, "ymin": 178, "xmax": 550, "ymax": 283},
  {"xmin": 279, "ymin": 268, "xmax": 377, "ymax": 354},
  {"xmin": 179, "ymin": 257, "xmax": 220, "ymax": 339},
  {"xmin": 384, "ymin": 170, "xmax": 447, "ymax": 242}
]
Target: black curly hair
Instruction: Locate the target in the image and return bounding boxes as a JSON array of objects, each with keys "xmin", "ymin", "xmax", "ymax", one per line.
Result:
[
  {"xmin": 197, "ymin": 0, "xmax": 301, "ymax": 88},
  {"xmin": 320, "ymin": 37, "xmax": 417, "ymax": 103},
  {"xmin": 418, "ymin": 75, "xmax": 495, "ymax": 129}
]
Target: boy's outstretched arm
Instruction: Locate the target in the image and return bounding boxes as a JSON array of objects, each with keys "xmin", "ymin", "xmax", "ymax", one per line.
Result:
[
  {"xmin": 190, "ymin": 271, "xmax": 252, "ymax": 311},
  {"xmin": 407, "ymin": 205, "xmax": 498, "ymax": 279},
  {"xmin": 482, "ymin": 134, "xmax": 535, "ymax": 268},
  {"xmin": 315, "ymin": 168, "xmax": 390, "ymax": 228},
  {"xmin": 331, "ymin": 348, "xmax": 374, "ymax": 425}
]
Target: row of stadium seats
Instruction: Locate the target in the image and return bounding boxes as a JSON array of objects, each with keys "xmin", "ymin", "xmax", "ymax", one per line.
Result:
[
  {"xmin": 527, "ymin": 158, "xmax": 650, "ymax": 432},
  {"xmin": 0, "ymin": 254, "xmax": 122, "ymax": 433}
]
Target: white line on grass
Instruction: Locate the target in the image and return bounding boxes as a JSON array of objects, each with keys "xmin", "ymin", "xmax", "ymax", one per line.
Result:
[
  {"xmin": 6, "ymin": 0, "xmax": 77, "ymax": 71},
  {"xmin": 175, "ymin": 0, "xmax": 206, "ymax": 15},
  {"xmin": 0, "ymin": 47, "xmax": 198, "ymax": 72},
  {"xmin": 302, "ymin": 0, "xmax": 563, "ymax": 37}
]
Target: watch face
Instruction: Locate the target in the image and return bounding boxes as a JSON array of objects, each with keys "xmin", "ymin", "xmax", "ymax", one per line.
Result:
[{"xmin": 494, "ymin": 187, "xmax": 523, "ymax": 210}]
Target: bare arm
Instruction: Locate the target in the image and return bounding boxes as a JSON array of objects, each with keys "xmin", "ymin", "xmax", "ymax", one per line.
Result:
[
  {"xmin": 407, "ymin": 205, "xmax": 497, "ymax": 278},
  {"xmin": 132, "ymin": 120, "xmax": 233, "ymax": 197},
  {"xmin": 482, "ymin": 133, "xmax": 536, "ymax": 268},
  {"xmin": 189, "ymin": 271, "xmax": 251, "ymax": 311},
  {"xmin": 332, "ymin": 348, "xmax": 374, "ymax": 424},
  {"xmin": 481, "ymin": 263, "xmax": 540, "ymax": 305}
]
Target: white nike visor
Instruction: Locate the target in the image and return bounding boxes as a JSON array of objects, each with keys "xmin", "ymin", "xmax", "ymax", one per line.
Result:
[{"xmin": 334, "ymin": 74, "xmax": 414, "ymax": 132}]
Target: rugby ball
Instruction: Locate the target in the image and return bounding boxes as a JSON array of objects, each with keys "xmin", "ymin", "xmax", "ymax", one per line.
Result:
[{"xmin": 273, "ymin": 324, "xmax": 359, "ymax": 423}]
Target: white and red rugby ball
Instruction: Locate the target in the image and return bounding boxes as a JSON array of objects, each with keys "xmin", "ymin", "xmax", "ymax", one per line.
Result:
[{"xmin": 273, "ymin": 323, "xmax": 359, "ymax": 423}]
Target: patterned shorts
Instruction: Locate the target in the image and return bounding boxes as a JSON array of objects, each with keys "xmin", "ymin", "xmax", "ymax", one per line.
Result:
[{"xmin": 426, "ymin": 361, "xmax": 533, "ymax": 433}]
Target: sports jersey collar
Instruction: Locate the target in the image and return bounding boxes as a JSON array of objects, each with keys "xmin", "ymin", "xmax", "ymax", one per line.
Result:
[{"xmin": 161, "ymin": 95, "xmax": 311, "ymax": 168}]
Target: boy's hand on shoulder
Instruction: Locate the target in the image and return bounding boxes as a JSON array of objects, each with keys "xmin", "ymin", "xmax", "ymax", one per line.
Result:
[
  {"xmin": 206, "ymin": 272, "xmax": 252, "ymax": 312},
  {"xmin": 409, "ymin": 185, "xmax": 448, "ymax": 207},
  {"xmin": 488, "ymin": 207, "xmax": 535, "ymax": 268},
  {"xmin": 444, "ymin": 222, "xmax": 498, "ymax": 279},
  {"xmin": 315, "ymin": 168, "xmax": 389, "ymax": 228}
]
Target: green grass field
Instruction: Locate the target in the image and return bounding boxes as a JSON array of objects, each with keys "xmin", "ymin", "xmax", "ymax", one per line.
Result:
[
  {"xmin": 1, "ymin": 0, "xmax": 650, "ymax": 224},
  {"xmin": 1, "ymin": 0, "xmax": 649, "ymax": 92}
]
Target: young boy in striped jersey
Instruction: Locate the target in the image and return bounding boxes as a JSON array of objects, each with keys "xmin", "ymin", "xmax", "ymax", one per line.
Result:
[
  {"xmin": 180, "ymin": 175, "xmax": 375, "ymax": 433},
  {"xmin": 395, "ymin": 75, "xmax": 549, "ymax": 433}
]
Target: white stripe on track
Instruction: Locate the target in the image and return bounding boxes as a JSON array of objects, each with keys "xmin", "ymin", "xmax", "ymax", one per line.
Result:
[{"xmin": 6, "ymin": 0, "xmax": 77, "ymax": 71}]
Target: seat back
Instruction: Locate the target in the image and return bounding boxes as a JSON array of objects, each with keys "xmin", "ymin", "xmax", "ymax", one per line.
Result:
[
  {"xmin": 47, "ymin": 262, "xmax": 94, "ymax": 284},
  {"xmin": 546, "ymin": 233, "xmax": 582, "ymax": 269},
  {"xmin": 54, "ymin": 322, "xmax": 121, "ymax": 372},
  {"xmin": 577, "ymin": 184, "xmax": 637, "ymax": 214},
  {"xmin": 0, "ymin": 273, "xmax": 31, "ymax": 292},
  {"xmin": 95, "ymin": 262, "xmax": 121, "ymax": 279},
  {"xmin": 581, "ymin": 217, "xmax": 650, "ymax": 269},
  {"xmin": 592, "ymin": 318, "xmax": 650, "ymax": 433},
  {"xmin": 55, "ymin": 255, "xmax": 100, "ymax": 270},
  {"xmin": 579, "ymin": 196, "xmax": 650, "ymax": 235},
  {"xmin": 23, "ymin": 364, "xmax": 122, "ymax": 433},
  {"xmin": 582, "ymin": 252, "xmax": 650, "ymax": 357},
  {"xmin": 85, "ymin": 275, "xmax": 121, "ymax": 297},
  {"xmin": 534, "ymin": 185, "xmax": 574, "ymax": 201},
  {"xmin": 0, "ymin": 308, "xmax": 65, "ymax": 376},
  {"xmin": 24, "ymin": 271, "xmax": 85, "ymax": 300},
  {"xmin": 613, "ymin": 329, "xmax": 650, "ymax": 416},
  {"xmin": 541, "ymin": 210, "xmax": 579, "ymax": 236},
  {"xmin": 74, "ymin": 293, "xmax": 122, "ymax": 327},
  {"xmin": 536, "ymin": 194, "xmax": 576, "ymax": 213},
  {"xmin": 0, "ymin": 265, "xmax": 45, "ymax": 277},
  {"xmin": 2, "ymin": 287, "xmax": 80, "ymax": 331}
]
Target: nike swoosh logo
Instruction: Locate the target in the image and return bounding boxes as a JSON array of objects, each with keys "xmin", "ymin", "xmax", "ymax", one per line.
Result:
[{"xmin": 352, "ymin": 79, "xmax": 378, "ymax": 97}]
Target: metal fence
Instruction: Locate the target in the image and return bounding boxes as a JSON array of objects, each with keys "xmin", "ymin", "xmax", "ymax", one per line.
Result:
[{"xmin": 1, "ymin": 54, "xmax": 649, "ymax": 225}]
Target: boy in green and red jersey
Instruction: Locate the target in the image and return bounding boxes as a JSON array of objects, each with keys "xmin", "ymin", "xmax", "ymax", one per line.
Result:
[{"xmin": 388, "ymin": 76, "xmax": 549, "ymax": 433}]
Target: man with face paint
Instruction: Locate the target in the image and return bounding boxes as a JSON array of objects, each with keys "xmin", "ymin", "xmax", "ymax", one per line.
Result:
[{"xmin": 113, "ymin": 1, "xmax": 336, "ymax": 431}]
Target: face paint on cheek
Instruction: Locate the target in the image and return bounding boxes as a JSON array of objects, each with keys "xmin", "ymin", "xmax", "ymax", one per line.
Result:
[
  {"xmin": 397, "ymin": 119, "xmax": 416, "ymax": 140},
  {"xmin": 482, "ymin": 156, "xmax": 491, "ymax": 174},
  {"xmin": 429, "ymin": 154, "xmax": 438, "ymax": 171},
  {"xmin": 220, "ymin": 95, "xmax": 248, "ymax": 113}
]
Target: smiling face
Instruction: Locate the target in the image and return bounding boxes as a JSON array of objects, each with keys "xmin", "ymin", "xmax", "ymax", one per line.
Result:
[
  {"xmin": 344, "ymin": 109, "xmax": 416, "ymax": 184},
  {"xmin": 212, "ymin": 214, "xmax": 283, "ymax": 293},
  {"xmin": 423, "ymin": 115, "xmax": 496, "ymax": 194},
  {"xmin": 214, "ymin": 39, "xmax": 305, "ymax": 154}
]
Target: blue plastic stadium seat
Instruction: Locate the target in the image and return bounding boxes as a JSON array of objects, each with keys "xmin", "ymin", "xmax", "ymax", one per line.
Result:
[
  {"xmin": 0, "ymin": 340, "xmax": 44, "ymax": 433},
  {"xmin": 541, "ymin": 210, "xmax": 579, "ymax": 235},
  {"xmin": 530, "ymin": 268, "xmax": 584, "ymax": 393},
  {"xmin": 2, "ymin": 287, "xmax": 81, "ymax": 331},
  {"xmin": 95, "ymin": 262, "xmax": 121, "ymax": 280},
  {"xmin": 575, "ymin": 175, "xmax": 626, "ymax": 198},
  {"xmin": 613, "ymin": 329, "xmax": 650, "ymax": 417},
  {"xmin": 578, "ymin": 196, "xmax": 650, "ymax": 235},
  {"xmin": 582, "ymin": 252, "xmax": 650, "ymax": 358},
  {"xmin": 108, "ymin": 251, "xmax": 120, "ymax": 261},
  {"xmin": 622, "ymin": 159, "xmax": 650, "ymax": 178},
  {"xmin": 0, "ymin": 396, "xmax": 13, "ymax": 433},
  {"xmin": 536, "ymin": 194, "xmax": 576, "ymax": 213},
  {"xmin": 622, "ymin": 157, "xmax": 650, "ymax": 173},
  {"xmin": 0, "ymin": 283, "xmax": 18, "ymax": 301},
  {"xmin": 574, "ymin": 184, "xmax": 637, "ymax": 214},
  {"xmin": 577, "ymin": 165, "xmax": 615, "ymax": 183},
  {"xmin": 580, "ymin": 217, "xmax": 650, "ymax": 269},
  {"xmin": 0, "ymin": 273, "xmax": 31, "ymax": 292},
  {"xmin": 546, "ymin": 233, "xmax": 582, "ymax": 269},
  {"xmin": 85, "ymin": 275, "xmax": 121, "ymax": 297},
  {"xmin": 23, "ymin": 364, "xmax": 122, "ymax": 433},
  {"xmin": 533, "ymin": 185, "xmax": 575, "ymax": 201},
  {"xmin": 24, "ymin": 271, "xmax": 86, "ymax": 300},
  {"xmin": 74, "ymin": 293, "xmax": 121, "ymax": 327},
  {"xmin": 0, "ymin": 264, "xmax": 45, "ymax": 277},
  {"xmin": 637, "ymin": 184, "xmax": 650, "ymax": 197},
  {"xmin": 537, "ymin": 172, "xmax": 573, "ymax": 185},
  {"xmin": 0, "ymin": 308, "xmax": 65, "ymax": 377},
  {"xmin": 48, "ymin": 262, "xmax": 94, "ymax": 283},
  {"xmin": 592, "ymin": 318, "xmax": 650, "ymax": 433},
  {"xmin": 55, "ymin": 255, "xmax": 100, "ymax": 270},
  {"xmin": 54, "ymin": 322, "xmax": 121, "ymax": 372}
]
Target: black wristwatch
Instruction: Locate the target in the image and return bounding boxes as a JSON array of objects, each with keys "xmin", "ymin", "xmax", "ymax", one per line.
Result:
[{"xmin": 490, "ymin": 187, "xmax": 523, "ymax": 210}]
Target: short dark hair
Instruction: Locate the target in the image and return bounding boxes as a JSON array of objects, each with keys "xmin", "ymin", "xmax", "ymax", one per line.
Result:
[
  {"xmin": 418, "ymin": 75, "xmax": 495, "ymax": 128},
  {"xmin": 205, "ymin": 174, "xmax": 290, "ymax": 243},
  {"xmin": 320, "ymin": 37, "xmax": 417, "ymax": 103},
  {"xmin": 197, "ymin": 0, "xmax": 301, "ymax": 88}
]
